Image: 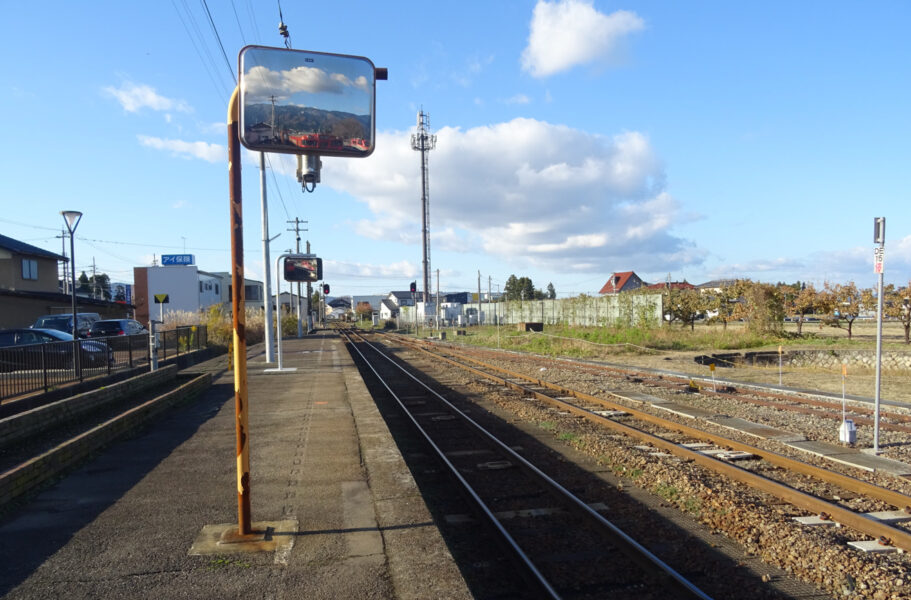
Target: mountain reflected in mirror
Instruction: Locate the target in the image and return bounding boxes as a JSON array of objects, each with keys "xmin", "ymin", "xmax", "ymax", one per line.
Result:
[{"xmin": 239, "ymin": 46, "xmax": 376, "ymax": 157}]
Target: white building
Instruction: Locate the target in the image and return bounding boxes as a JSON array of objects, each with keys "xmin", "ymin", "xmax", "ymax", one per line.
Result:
[{"xmin": 133, "ymin": 264, "xmax": 262, "ymax": 324}]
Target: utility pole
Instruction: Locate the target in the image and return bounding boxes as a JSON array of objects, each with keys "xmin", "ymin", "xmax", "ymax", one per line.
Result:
[
  {"xmin": 477, "ymin": 270, "xmax": 482, "ymax": 326},
  {"xmin": 411, "ymin": 110, "xmax": 437, "ymax": 305},
  {"xmin": 287, "ymin": 218, "xmax": 308, "ymax": 337},
  {"xmin": 306, "ymin": 240, "xmax": 312, "ymax": 332},
  {"xmin": 92, "ymin": 257, "xmax": 98, "ymax": 299},
  {"xmin": 260, "ymin": 152, "xmax": 276, "ymax": 363},
  {"xmin": 57, "ymin": 229, "xmax": 68, "ymax": 294},
  {"xmin": 488, "ymin": 276, "xmax": 492, "ymax": 328},
  {"xmin": 436, "ymin": 268, "xmax": 441, "ymax": 329}
]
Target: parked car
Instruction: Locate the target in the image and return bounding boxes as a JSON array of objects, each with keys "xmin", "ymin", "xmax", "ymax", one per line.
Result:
[
  {"xmin": 88, "ymin": 319, "xmax": 148, "ymax": 337},
  {"xmin": 0, "ymin": 328, "xmax": 112, "ymax": 371},
  {"xmin": 32, "ymin": 312, "xmax": 101, "ymax": 338}
]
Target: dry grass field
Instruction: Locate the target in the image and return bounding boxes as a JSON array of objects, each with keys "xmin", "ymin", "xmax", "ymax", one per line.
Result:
[{"xmin": 447, "ymin": 320, "xmax": 911, "ymax": 405}]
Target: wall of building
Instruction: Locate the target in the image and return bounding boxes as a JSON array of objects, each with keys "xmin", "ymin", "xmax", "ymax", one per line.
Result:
[
  {"xmin": 134, "ymin": 266, "xmax": 201, "ymax": 325},
  {"xmin": 0, "ymin": 251, "xmax": 60, "ymax": 293}
]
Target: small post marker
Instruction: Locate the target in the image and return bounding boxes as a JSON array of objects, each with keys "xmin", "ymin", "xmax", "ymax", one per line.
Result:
[
  {"xmin": 838, "ymin": 363, "xmax": 856, "ymax": 444},
  {"xmin": 710, "ymin": 362, "xmax": 716, "ymax": 392},
  {"xmin": 778, "ymin": 345, "xmax": 783, "ymax": 386}
]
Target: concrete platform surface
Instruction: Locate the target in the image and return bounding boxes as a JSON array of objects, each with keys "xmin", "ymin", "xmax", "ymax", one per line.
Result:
[{"xmin": 0, "ymin": 332, "xmax": 471, "ymax": 599}]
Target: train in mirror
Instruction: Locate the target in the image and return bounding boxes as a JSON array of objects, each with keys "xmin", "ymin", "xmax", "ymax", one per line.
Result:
[
  {"xmin": 239, "ymin": 45, "xmax": 376, "ymax": 158},
  {"xmin": 283, "ymin": 255, "xmax": 322, "ymax": 282}
]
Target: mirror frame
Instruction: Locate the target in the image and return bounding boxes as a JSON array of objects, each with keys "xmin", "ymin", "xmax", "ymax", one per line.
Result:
[
  {"xmin": 238, "ymin": 45, "xmax": 376, "ymax": 158},
  {"xmin": 283, "ymin": 255, "xmax": 323, "ymax": 282}
]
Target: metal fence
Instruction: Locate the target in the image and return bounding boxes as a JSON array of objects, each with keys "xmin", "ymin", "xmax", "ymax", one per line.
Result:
[{"xmin": 0, "ymin": 325, "xmax": 207, "ymax": 401}]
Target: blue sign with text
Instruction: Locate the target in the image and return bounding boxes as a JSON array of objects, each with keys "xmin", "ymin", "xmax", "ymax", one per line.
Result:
[{"xmin": 161, "ymin": 254, "xmax": 194, "ymax": 266}]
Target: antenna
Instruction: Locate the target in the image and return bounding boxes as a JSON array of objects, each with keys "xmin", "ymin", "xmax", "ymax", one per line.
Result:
[{"xmin": 411, "ymin": 109, "xmax": 437, "ymax": 304}]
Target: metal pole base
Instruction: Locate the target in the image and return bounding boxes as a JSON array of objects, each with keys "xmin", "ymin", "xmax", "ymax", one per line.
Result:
[{"xmin": 189, "ymin": 519, "xmax": 298, "ymax": 556}]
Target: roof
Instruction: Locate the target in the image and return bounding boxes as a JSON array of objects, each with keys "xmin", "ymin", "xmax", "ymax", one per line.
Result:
[
  {"xmin": 696, "ymin": 279, "xmax": 738, "ymax": 289},
  {"xmin": 598, "ymin": 271, "xmax": 639, "ymax": 294},
  {"xmin": 328, "ymin": 297, "xmax": 350, "ymax": 308},
  {"xmin": 388, "ymin": 291, "xmax": 414, "ymax": 300},
  {"xmin": 381, "ymin": 299, "xmax": 398, "ymax": 313},
  {"xmin": 0, "ymin": 233, "xmax": 66, "ymax": 261},
  {"xmin": 644, "ymin": 281, "xmax": 696, "ymax": 291}
]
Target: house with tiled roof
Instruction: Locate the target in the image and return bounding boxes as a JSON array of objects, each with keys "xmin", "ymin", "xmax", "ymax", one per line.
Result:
[
  {"xmin": 644, "ymin": 280, "xmax": 696, "ymax": 292},
  {"xmin": 598, "ymin": 271, "xmax": 646, "ymax": 294}
]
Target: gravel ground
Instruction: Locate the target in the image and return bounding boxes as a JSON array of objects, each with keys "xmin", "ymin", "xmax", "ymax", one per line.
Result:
[{"xmin": 411, "ymin": 339, "xmax": 911, "ymax": 600}]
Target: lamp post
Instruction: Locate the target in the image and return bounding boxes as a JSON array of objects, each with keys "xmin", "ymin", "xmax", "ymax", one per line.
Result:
[{"xmin": 61, "ymin": 211, "xmax": 82, "ymax": 338}]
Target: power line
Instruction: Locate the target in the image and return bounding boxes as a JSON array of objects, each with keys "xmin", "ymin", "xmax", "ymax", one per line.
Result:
[
  {"xmin": 200, "ymin": 0, "xmax": 237, "ymax": 85},
  {"xmin": 172, "ymin": 0, "xmax": 230, "ymax": 98},
  {"xmin": 0, "ymin": 217, "xmax": 61, "ymax": 231},
  {"xmin": 229, "ymin": 0, "xmax": 247, "ymax": 45}
]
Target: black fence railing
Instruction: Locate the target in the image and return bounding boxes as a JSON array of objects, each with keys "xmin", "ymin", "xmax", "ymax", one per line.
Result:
[{"xmin": 0, "ymin": 325, "xmax": 208, "ymax": 401}]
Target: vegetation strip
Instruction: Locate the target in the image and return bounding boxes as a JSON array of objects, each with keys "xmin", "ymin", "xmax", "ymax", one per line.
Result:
[{"xmin": 0, "ymin": 373, "xmax": 211, "ymax": 507}]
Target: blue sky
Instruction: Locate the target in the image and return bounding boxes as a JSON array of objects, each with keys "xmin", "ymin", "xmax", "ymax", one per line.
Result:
[{"xmin": 2, "ymin": 1, "xmax": 909, "ymax": 298}]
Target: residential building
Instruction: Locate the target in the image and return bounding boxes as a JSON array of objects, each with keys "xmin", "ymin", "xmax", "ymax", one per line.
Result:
[
  {"xmin": 0, "ymin": 233, "xmax": 124, "ymax": 328},
  {"xmin": 598, "ymin": 271, "xmax": 646, "ymax": 294}
]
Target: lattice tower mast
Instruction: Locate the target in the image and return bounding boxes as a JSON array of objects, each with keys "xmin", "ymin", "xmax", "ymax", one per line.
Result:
[{"xmin": 411, "ymin": 110, "xmax": 436, "ymax": 303}]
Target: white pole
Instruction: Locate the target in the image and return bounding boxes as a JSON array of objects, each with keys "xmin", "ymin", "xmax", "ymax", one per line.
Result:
[
  {"xmin": 261, "ymin": 153, "xmax": 275, "ymax": 362},
  {"xmin": 873, "ymin": 217, "xmax": 885, "ymax": 454},
  {"xmin": 274, "ymin": 253, "xmax": 285, "ymax": 370}
]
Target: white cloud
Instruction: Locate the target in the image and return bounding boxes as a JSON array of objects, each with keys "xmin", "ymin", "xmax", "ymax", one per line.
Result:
[
  {"xmin": 521, "ymin": 0, "xmax": 644, "ymax": 78},
  {"xmin": 243, "ymin": 65, "xmax": 368, "ymax": 102},
  {"xmin": 503, "ymin": 94, "xmax": 532, "ymax": 105},
  {"xmin": 104, "ymin": 82, "xmax": 190, "ymax": 113},
  {"xmin": 325, "ymin": 259, "xmax": 419, "ymax": 279},
  {"xmin": 137, "ymin": 135, "xmax": 225, "ymax": 163},
  {"xmin": 325, "ymin": 117, "xmax": 700, "ymax": 274}
]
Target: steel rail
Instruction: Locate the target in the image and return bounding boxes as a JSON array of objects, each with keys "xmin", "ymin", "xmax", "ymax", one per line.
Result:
[
  {"xmin": 343, "ymin": 329, "xmax": 713, "ymax": 600},
  {"xmin": 390, "ymin": 334, "xmax": 911, "ymax": 553}
]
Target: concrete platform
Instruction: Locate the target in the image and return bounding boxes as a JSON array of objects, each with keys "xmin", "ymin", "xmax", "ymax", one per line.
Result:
[{"xmin": 0, "ymin": 332, "xmax": 471, "ymax": 599}]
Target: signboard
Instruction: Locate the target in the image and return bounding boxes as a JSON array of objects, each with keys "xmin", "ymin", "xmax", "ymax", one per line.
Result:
[
  {"xmin": 154, "ymin": 294, "xmax": 170, "ymax": 304},
  {"xmin": 161, "ymin": 254, "xmax": 195, "ymax": 266},
  {"xmin": 874, "ymin": 246, "xmax": 885, "ymax": 274},
  {"xmin": 284, "ymin": 255, "xmax": 322, "ymax": 282}
]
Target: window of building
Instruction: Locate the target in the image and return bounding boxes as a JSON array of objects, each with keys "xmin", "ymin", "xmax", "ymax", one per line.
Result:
[
  {"xmin": 199, "ymin": 282, "xmax": 203, "ymax": 293},
  {"xmin": 215, "ymin": 283, "xmax": 220, "ymax": 295},
  {"xmin": 21, "ymin": 259, "xmax": 38, "ymax": 280},
  {"xmin": 245, "ymin": 285, "xmax": 262, "ymax": 301}
]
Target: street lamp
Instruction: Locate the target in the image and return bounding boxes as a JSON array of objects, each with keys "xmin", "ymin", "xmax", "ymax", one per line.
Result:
[{"xmin": 61, "ymin": 211, "xmax": 82, "ymax": 339}]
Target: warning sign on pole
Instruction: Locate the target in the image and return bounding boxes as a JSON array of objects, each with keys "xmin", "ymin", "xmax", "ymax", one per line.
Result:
[{"xmin": 873, "ymin": 247, "xmax": 885, "ymax": 274}]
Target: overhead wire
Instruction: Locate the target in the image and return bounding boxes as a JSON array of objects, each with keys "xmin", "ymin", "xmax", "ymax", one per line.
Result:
[
  {"xmin": 173, "ymin": 0, "xmax": 231, "ymax": 98},
  {"xmin": 200, "ymin": 0, "xmax": 237, "ymax": 85},
  {"xmin": 229, "ymin": 0, "xmax": 247, "ymax": 45}
]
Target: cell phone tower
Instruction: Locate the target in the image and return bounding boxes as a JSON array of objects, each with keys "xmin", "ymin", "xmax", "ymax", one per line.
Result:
[{"xmin": 411, "ymin": 109, "xmax": 436, "ymax": 304}]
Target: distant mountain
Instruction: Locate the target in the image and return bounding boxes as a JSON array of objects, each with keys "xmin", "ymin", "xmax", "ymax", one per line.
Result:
[{"xmin": 245, "ymin": 104, "xmax": 370, "ymax": 138}]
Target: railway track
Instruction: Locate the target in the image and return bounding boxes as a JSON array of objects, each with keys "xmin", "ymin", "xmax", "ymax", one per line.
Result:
[
  {"xmin": 386, "ymin": 333, "xmax": 911, "ymax": 551},
  {"xmin": 342, "ymin": 328, "xmax": 714, "ymax": 599}
]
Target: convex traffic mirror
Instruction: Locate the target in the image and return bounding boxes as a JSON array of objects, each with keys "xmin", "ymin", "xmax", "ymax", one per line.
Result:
[
  {"xmin": 283, "ymin": 255, "xmax": 322, "ymax": 282},
  {"xmin": 239, "ymin": 45, "xmax": 377, "ymax": 158}
]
